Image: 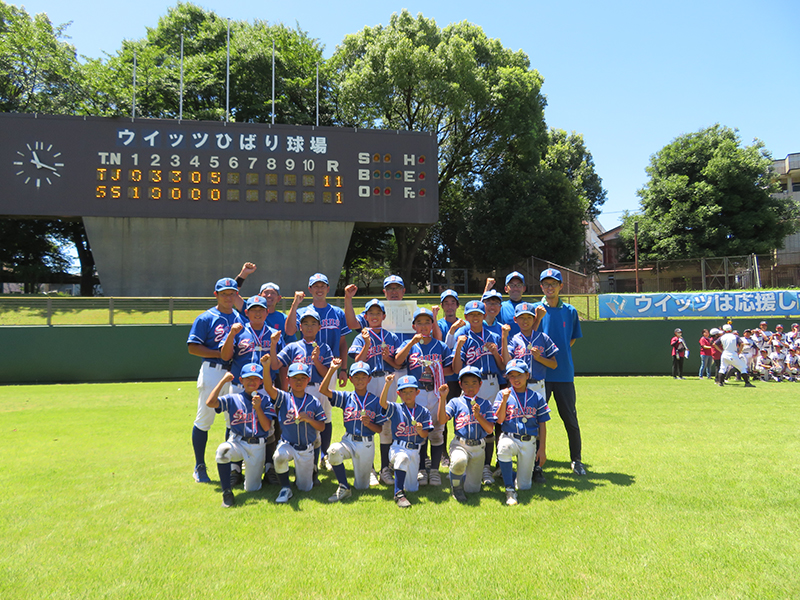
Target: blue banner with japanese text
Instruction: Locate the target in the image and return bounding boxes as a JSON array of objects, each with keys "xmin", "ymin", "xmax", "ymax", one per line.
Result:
[{"xmin": 599, "ymin": 291, "xmax": 800, "ymax": 319}]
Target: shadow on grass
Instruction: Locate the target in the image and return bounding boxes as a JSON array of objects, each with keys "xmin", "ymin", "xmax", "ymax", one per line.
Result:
[{"xmin": 518, "ymin": 460, "xmax": 636, "ymax": 503}]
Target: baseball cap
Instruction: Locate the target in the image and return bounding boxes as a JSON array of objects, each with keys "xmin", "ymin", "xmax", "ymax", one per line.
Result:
[
  {"xmin": 383, "ymin": 275, "xmax": 404, "ymax": 288},
  {"xmin": 505, "ymin": 271, "xmax": 525, "ymax": 286},
  {"xmin": 539, "ymin": 268, "xmax": 562, "ymax": 283},
  {"xmin": 776, "ymin": 324, "xmax": 784, "ymax": 329},
  {"xmin": 674, "ymin": 328, "xmax": 682, "ymax": 334},
  {"xmin": 364, "ymin": 299, "xmax": 386, "ymax": 313},
  {"xmin": 481, "ymin": 290, "xmax": 503, "ymax": 302},
  {"xmin": 397, "ymin": 375, "xmax": 419, "ymax": 391},
  {"xmin": 760, "ymin": 321, "xmax": 768, "ymax": 326},
  {"xmin": 245, "ymin": 295, "xmax": 267, "ymax": 310},
  {"xmin": 505, "ymin": 359, "xmax": 530, "ymax": 375},
  {"xmin": 308, "ymin": 273, "xmax": 329, "ymax": 287},
  {"xmin": 464, "ymin": 300, "xmax": 485, "ymax": 315},
  {"xmin": 288, "ymin": 363, "xmax": 311, "ymax": 378},
  {"xmin": 215, "ymin": 277, "xmax": 238, "ymax": 292},
  {"xmin": 240, "ymin": 363, "xmax": 264, "ymax": 379},
  {"xmin": 299, "ymin": 308, "xmax": 321, "ymax": 323},
  {"xmin": 709, "ymin": 328, "xmax": 721, "ymax": 336},
  {"xmin": 458, "ymin": 366, "xmax": 483, "ymax": 381},
  {"xmin": 349, "ymin": 361, "xmax": 372, "ymax": 377},
  {"xmin": 440, "ymin": 289, "xmax": 459, "ymax": 304},
  {"xmin": 413, "ymin": 307, "xmax": 435, "ymax": 322},
  {"xmin": 259, "ymin": 282, "xmax": 281, "ymax": 295},
  {"xmin": 722, "ymin": 324, "xmax": 732, "ymax": 332},
  {"xmin": 514, "ymin": 302, "xmax": 535, "ymax": 317}
]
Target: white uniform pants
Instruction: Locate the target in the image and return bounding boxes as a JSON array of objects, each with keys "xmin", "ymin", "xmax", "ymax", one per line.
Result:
[
  {"xmin": 448, "ymin": 437, "xmax": 486, "ymax": 494},
  {"xmin": 194, "ymin": 362, "xmax": 230, "ymax": 431},
  {"xmin": 215, "ymin": 437, "xmax": 266, "ymax": 492},
  {"xmin": 273, "ymin": 439, "xmax": 315, "ymax": 492},
  {"xmin": 328, "ymin": 434, "xmax": 375, "ymax": 490},
  {"xmin": 389, "ymin": 442, "xmax": 421, "ymax": 492},
  {"xmin": 719, "ymin": 352, "xmax": 747, "ymax": 375},
  {"xmin": 479, "ymin": 375, "xmax": 500, "ymax": 402},
  {"xmin": 497, "ymin": 432, "xmax": 538, "ymax": 490}
]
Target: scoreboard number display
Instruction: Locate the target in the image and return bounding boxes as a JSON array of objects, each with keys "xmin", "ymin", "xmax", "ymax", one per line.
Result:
[{"xmin": 1, "ymin": 113, "xmax": 438, "ymax": 225}]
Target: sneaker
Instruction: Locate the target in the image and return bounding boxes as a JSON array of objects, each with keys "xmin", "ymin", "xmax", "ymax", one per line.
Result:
[
  {"xmin": 369, "ymin": 469, "xmax": 380, "ymax": 487},
  {"xmin": 744, "ymin": 381, "xmax": 756, "ymax": 388},
  {"xmin": 230, "ymin": 468, "xmax": 243, "ymax": 488},
  {"xmin": 379, "ymin": 467, "xmax": 395, "ymax": 485},
  {"xmin": 417, "ymin": 470, "xmax": 429, "ymax": 486},
  {"xmin": 221, "ymin": 489, "xmax": 235, "ymax": 508},
  {"xmin": 263, "ymin": 466, "xmax": 280, "ymax": 486},
  {"xmin": 312, "ymin": 468, "xmax": 321, "ymax": 487},
  {"xmin": 481, "ymin": 465, "xmax": 495, "ymax": 485},
  {"xmin": 441, "ymin": 456, "xmax": 450, "ymax": 468},
  {"xmin": 533, "ymin": 466, "xmax": 546, "ymax": 484},
  {"xmin": 327, "ymin": 484, "xmax": 352, "ymax": 503},
  {"xmin": 428, "ymin": 470, "xmax": 442, "ymax": 486},
  {"xmin": 492, "ymin": 465, "xmax": 503, "ymax": 478},
  {"xmin": 425, "ymin": 458, "xmax": 432, "ymax": 470},
  {"xmin": 394, "ymin": 491, "xmax": 411, "ymax": 508},
  {"xmin": 451, "ymin": 482, "xmax": 467, "ymax": 503},
  {"xmin": 505, "ymin": 487, "xmax": 518, "ymax": 506},
  {"xmin": 571, "ymin": 460, "xmax": 587, "ymax": 476},
  {"xmin": 276, "ymin": 486, "xmax": 293, "ymax": 503},
  {"xmin": 193, "ymin": 464, "xmax": 211, "ymax": 483}
]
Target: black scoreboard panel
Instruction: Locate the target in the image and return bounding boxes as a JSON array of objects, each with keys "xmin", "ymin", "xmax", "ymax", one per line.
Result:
[{"xmin": 0, "ymin": 113, "xmax": 438, "ymax": 224}]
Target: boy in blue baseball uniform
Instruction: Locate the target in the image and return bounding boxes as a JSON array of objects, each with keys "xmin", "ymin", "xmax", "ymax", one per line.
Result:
[
  {"xmin": 259, "ymin": 361, "xmax": 326, "ymax": 503},
  {"xmin": 496, "ymin": 271, "xmax": 528, "ymax": 338},
  {"xmin": 348, "ymin": 299, "xmax": 401, "ymax": 396},
  {"xmin": 535, "ymin": 268, "xmax": 586, "ymax": 476},
  {"xmin": 187, "ymin": 277, "xmax": 244, "ymax": 484},
  {"xmin": 320, "ymin": 358, "xmax": 386, "ymax": 502},
  {"xmin": 437, "ymin": 366, "xmax": 496, "ymax": 503},
  {"xmin": 503, "ymin": 302, "xmax": 558, "ymax": 397},
  {"xmin": 395, "ymin": 307, "xmax": 453, "ymax": 487},
  {"xmin": 494, "ymin": 359, "xmax": 550, "ymax": 505},
  {"xmin": 205, "ymin": 363, "xmax": 276, "ymax": 508},
  {"xmin": 379, "ymin": 374, "xmax": 434, "ymax": 508}
]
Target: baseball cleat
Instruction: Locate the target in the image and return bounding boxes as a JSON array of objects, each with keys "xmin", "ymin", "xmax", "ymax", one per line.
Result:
[
  {"xmin": 451, "ymin": 482, "xmax": 467, "ymax": 503},
  {"xmin": 379, "ymin": 467, "xmax": 395, "ymax": 485},
  {"xmin": 276, "ymin": 486, "xmax": 293, "ymax": 503},
  {"xmin": 263, "ymin": 466, "xmax": 280, "ymax": 486},
  {"xmin": 369, "ymin": 469, "xmax": 380, "ymax": 487},
  {"xmin": 312, "ymin": 468, "xmax": 321, "ymax": 487},
  {"xmin": 505, "ymin": 488, "xmax": 518, "ymax": 506},
  {"xmin": 428, "ymin": 470, "xmax": 442, "ymax": 486},
  {"xmin": 193, "ymin": 464, "xmax": 211, "ymax": 484},
  {"xmin": 571, "ymin": 461, "xmax": 587, "ymax": 476},
  {"xmin": 328, "ymin": 484, "xmax": 352, "ymax": 503},
  {"xmin": 417, "ymin": 470, "xmax": 428, "ymax": 486},
  {"xmin": 230, "ymin": 468, "xmax": 243, "ymax": 488},
  {"xmin": 533, "ymin": 466, "xmax": 546, "ymax": 484},
  {"xmin": 394, "ymin": 491, "xmax": 411, "ymax": 508},
  {"xmin": 481, "ymin": 465, "xmax": 495, "ymax": 485},
  {"xmin": 221, "ymin": 490, "xmax": 236, "ymax": 508}
]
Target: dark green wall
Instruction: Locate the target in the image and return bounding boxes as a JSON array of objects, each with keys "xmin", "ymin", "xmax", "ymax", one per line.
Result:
[{"xmin": 0, "ymin": 319, "xmax": 775, "ymax": 384}]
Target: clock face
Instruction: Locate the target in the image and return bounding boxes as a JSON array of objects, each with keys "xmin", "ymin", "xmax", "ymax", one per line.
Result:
[{"xmin": 13, "ymin": 141, "xmax": 65, "ymax": 189}]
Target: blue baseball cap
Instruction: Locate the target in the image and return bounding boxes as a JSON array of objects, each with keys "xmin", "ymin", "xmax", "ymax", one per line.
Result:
[
  {"xmin": 440, "ymin": 289, "xmax": 459, "ymax": 304},
  {"xmin": 464, "ymin": 300, "xmax": 485, "ymax": 315},
  {"xmin": 458, "ymin": 366, "xmax": 483, "ymax": 381},
  {"xmin": 364, "ymin": 299, "xmax": 386, "ymax": 313},
  {"xmin": 299, "ymin": 308, "xmax": 321, "ymax": 323},
  {"xmin": 505, "ymin": 359, "xmax": 530, "ymax": 375},
  {"xmin": 514, "ymin": 302, "xmax": 536, "ymax": 317},
  {"xmin": 413, "ymin": 307, "xmax": 435, "ymax": 322},
  {"xmin": 482, "ymin": 290, "xmax": 503, "ymax": 302},
  {"xmin": 540, "ymin": 268, "xmax": 562, "ymax": 283},
  {"xmin": 259, "ymin": 282, "xmax": 281, "ymax": 295},
  {"xmin": 215, "ymin": 278, "xmax": 238, "ymax": 292},
  {"xmin": 505, "ymin": 271, "xmax": 525, "ymax": 286},
  {"xmin": 308, "ymin": 273, "xmax": 329, "ymax": 287},
  {"xmin": 349, "ymin": 361, "xmax": 372, "ymax": 377},
  {"xmin": 397, "ymin": 375, "xmax": 419, "ymax": 391},
  {"xmin": 288, "ymin": 363, "xmax": 311, "ymax": 378},
  {"xmin": 240, "ymin": 363, "xmax": 264, "ymax": 379},
  {"xmin": 245, "ymin": 295, "xmax": 268, "ymax": 310},
  {"xmin": 383, "ymin": 275, "xmax": 404, "ymax": 288}
]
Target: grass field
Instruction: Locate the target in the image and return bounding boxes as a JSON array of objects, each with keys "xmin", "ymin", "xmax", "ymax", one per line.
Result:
[{"xmin": 1, "ymin": 377, "xmax": 797, "ymax": 599}]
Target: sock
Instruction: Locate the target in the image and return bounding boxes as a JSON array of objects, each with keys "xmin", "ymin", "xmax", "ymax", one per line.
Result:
[
  {"xmin": 500, "ymin": 460, "xmax": 515, "ymax": 488},
  {"xmin": 279, "ymin": 471, "xmax": 290, "ymax": 487},
  {"xmin": 332, "ymin": 463, "xmax": 349, "ymax": 487},
  {"xmin": 431, "ymin": 444, "xmax": 444, "ymax": 470},
  {"xmin": 192, "ymin": 426, "xmax": 208, "ymax": 466},
  {"xmin": 484, "ymin": 435, "xmax": 494, "ymax": 466},
  {"xmin": 217, "ymin": 463, "xmax": 232, "ymax": 491},
  {"xmin": 380, "ymin": 443, "xmax": 390, "ymax": 470},
  {"xmin": 320, "ymin": 422, "xmax": 333, "ymax": 458},
  {"xmin": 449, "ymin": 472, "xmax": 464, "ymax": 488},
  {"xmin": 394, "ymin": 470, "xmax": 407, "ymax": 495},
  {"xmin": 314, "ymin": 446, "xmax": 320, "ymax": 469},
  {"xmin": 419, "ymin": 441, "xmax": 429, "ymax": 470}
]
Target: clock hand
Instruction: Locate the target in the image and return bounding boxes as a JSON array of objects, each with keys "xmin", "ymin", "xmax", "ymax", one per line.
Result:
[{"xmin": 30, "ymin": 152, "xmax": 57, "ymax": 171}]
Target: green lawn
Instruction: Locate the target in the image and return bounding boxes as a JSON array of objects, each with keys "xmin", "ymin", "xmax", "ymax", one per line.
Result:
[{"xmin": 1, "ymin": 377, "xmax": 797, "ymax": 599}]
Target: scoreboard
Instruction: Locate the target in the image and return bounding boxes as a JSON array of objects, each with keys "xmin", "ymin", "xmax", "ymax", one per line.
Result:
[{"xmin": 0, "ymin": 113, "xmax": 438, "ymax": 224}]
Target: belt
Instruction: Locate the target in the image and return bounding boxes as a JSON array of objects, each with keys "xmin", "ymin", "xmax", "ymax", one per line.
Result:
[
  {"xmin": 419, "ymin": 381, "xmax": 435, "ymax": 391},
  {"xmin": 397, "ymin": 440, "xmax": 419, "ymax": 450},
  {"xmin": 239, "ymin": 436, "xmax": 267, "ymax": 445},
  {"xmin": 203, "ymin": 360, "xmax": 226, "ymax": 370},
  {"xmin": 482, "ymin": 373, "xmax": 498, "ymax": 381},
  {"xmin": 288, "ymin": 441, "xmax": 311, "ymax": 451},
  {"xmin": 456, "ymin": 436, "xmax": 483, "ymax": 447},
  {"xmin": 507, "ymin": 433, "xmax": 534, "ymax": 442},
  {"xmin": 372, "ymin": 370, "xmax": 386, "ymax": 377},
  {"xmin": 306, "ymin": 382, "xmax": 318, "ymax": 387},
  {"xmin": 528, "ymin": 379, "xmax": 541, "ymax": 385},
  {"xmin": 348, "ymin": 433, "xmax": 372, "ymax": 442}
]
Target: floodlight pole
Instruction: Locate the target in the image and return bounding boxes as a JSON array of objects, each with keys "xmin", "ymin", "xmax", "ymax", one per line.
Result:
[{"xmin": 634, "ymin": 221, "xmax": 640, "ymax": 293}]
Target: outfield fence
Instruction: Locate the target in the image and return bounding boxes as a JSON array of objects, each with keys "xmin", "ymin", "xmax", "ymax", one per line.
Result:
[{"xmin": 0, "ymin": 294, "xmax": 601, "ymax": 326}]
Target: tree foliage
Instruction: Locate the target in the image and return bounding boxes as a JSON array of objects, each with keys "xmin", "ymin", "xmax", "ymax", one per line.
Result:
[
  {"xmin": 545, "ymin": 129, "xmax": 606, "ymax": 220},
  {"xmin": 621, "ymin": 124, "xmax": 798, "ymax": 260}
]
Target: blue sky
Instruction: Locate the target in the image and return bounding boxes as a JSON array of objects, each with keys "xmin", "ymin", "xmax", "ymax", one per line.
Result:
[{"xmin": 14, "ymin": 0, "xmax": 800, "ymax": 229}]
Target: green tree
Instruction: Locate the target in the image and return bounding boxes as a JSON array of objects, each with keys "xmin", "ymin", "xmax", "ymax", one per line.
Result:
[
  {"xmin": 332, "ymin": 10, "xmax": 548, "ymax": 283},
  {"xmin": 545, "ymin": 129, "xmax": 607, "ymax": 219},
  {"xmin": 0, "ymin": 219, "xmax": 71, "ymax": 293},
  {"xmin": 621, "ymin": 124, "xmax": 798, "ymax": 260}
]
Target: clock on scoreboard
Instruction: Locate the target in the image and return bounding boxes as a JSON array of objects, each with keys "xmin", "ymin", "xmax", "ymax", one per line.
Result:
[{"xmin": 1, "ymin": 113, "xmax": 438, "ymax": 225}]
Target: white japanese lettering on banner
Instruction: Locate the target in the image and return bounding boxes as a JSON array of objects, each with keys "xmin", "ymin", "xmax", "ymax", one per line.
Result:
[{"xmin": 599, "ymin": 291, "xmax": 799, "ymax": 319}]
